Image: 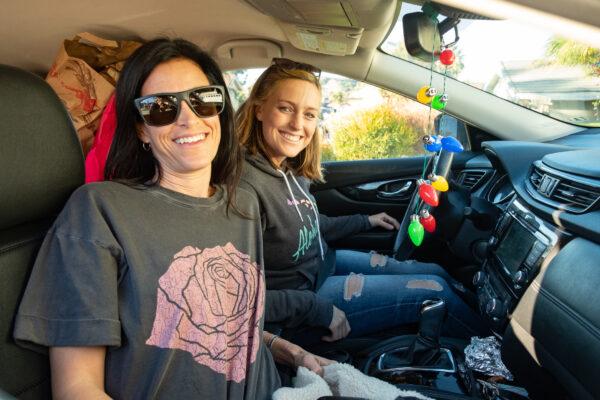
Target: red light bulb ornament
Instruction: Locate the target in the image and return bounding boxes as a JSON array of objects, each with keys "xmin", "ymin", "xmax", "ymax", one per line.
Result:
[
  {"xmin": 418, "ymin": 179, "xmax": 439, "ymax": 207},
  {"xmin": 439, "ymin": 48, "xmax": 455, "ymax": 66},
  {"xmin": 417, "ymin": 86, "xmax": 437, "ymax": 104},
  {"xmin": 408, "ymin": 214, "xmax": 425, "ymax": 246},
  {"xmin": 428, "ymin": 174, "xmax": 449, "ymax": 192},
  {"xmin": 419, "ymin": 209, "xmax": 436, "ymax": 233}
]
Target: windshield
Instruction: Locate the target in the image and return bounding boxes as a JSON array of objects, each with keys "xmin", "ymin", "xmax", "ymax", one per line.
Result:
[{"xmin": 381, "ymin": 3, "xmax": 600, "ymax": 127}]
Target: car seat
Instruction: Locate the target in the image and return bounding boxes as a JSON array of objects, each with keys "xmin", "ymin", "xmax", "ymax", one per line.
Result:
[{"xmin": 0, "ymin": 65, "xmax": 84, "ymax": 399}]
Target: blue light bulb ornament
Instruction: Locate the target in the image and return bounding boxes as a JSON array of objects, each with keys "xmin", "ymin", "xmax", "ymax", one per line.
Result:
[
  {"xmin": 408, "ymin": 215, "xmax": 425, "ymax": 246},
  {"xmin": 422, "ymin": 135, "xmax": 442, "ymax": 152},
  {"xmin": 441, "ymin": 136, "xmax": 464, "ymax": 153}
]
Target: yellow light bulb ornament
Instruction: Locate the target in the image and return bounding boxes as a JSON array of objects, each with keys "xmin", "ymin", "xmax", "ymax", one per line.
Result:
[
  {"xmin": 416, "ymin": 86, "xmax": 436, "ymax": 104},
  {"xmin": 428, "ymin": 174, "xmax": 449, "ymax": 192}
]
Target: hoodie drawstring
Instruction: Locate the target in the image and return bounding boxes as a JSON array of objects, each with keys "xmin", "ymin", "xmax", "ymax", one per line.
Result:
[
  {"xmin": 278, "ymin": 169, "xmax": 303, "ymax": 222},
  {"xmin": 289, "ymin": 173, "xmax": 325, "ymax": 261}
]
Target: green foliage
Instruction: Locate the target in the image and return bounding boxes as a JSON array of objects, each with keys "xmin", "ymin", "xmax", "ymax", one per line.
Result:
[
  {"xmin": 330, "ymin": 104, "xmax": 425, "ymax": 161},
  {"xmin": 546, "ymin": 37, "xmax": 600, "ymax": 75},
  {"xmin": 321, "ymin": 143, "xmax": 336, "ymax": 162}
]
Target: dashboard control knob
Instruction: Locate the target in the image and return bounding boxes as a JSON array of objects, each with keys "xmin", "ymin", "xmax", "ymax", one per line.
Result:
[
  {"xmin": 485, "ymin": 298, "xmax": 506, "ymax": 319},
  {"xmin": 513, "ymin": 270, "xmax": 528, "ymax": 286},
  {"xmin": 473, "ymin": 271, "xmax": 486, "ymax": 287}
]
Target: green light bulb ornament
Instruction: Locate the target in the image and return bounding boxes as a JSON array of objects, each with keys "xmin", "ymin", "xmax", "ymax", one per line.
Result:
[
  {"xmin": 431, "ymin": 94, "xmax": 448, "ymax": 110},
  {"xmin": 408, "ymin": 214, "xmax": 425, "ymax": 246}
]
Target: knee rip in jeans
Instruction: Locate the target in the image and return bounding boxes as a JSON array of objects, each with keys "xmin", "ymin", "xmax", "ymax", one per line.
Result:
[
  {"xmin": 369, "ymin": 251, "xmax": 388, "ymax": 268},
  {"xmin": 343, "ymin": 272, "xmax": 365, "ymax": 301},
  {"xmin": 406, "ymin": 279, "xmax": 444, "ymax": 291}
]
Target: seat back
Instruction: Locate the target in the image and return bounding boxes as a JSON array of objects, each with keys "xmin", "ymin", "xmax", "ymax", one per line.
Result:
[
  {"xmin": 0, "ymin": 65, "xmax": 84, "ymax": 398},
  {"xmin": 502, "ymin": 237, "xmax": 600, "ymax": 400}
]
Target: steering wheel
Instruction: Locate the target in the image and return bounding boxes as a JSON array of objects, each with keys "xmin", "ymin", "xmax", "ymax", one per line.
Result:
[{"xmin": 393, "ymin": 150, "xmax": 455, "ymax": 260}]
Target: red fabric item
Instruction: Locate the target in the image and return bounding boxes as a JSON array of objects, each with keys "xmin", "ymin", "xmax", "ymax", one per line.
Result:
[{"xmin": 85, "ymin": 93, "xmax": 116, "ymax": 183}]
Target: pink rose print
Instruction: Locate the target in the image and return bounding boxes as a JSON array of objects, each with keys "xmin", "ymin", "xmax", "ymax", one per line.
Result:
[{"xmin": 146, "ymin": 243, "xmax": 264, "ymax": 383}]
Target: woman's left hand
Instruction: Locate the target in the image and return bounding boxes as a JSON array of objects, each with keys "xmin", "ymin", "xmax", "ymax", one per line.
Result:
[
  {"xmin": 368, "ymin": 212, "xmax": 400, "ymax": 230},
  {"xmin": 293, "ymin": 350, "xmax": 335, "ymax": 377}
]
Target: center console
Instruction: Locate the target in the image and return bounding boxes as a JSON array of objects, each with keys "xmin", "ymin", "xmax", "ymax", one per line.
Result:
[
  {"xmin": 473, "ymin": 198, "xmax": 558, "ymax": 330},
  {"xmin": 352, "ymin": 198, "xmax": 557, "ymax": 399}
]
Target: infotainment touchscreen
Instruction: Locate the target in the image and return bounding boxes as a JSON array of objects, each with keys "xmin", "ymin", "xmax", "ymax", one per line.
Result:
[{"xmin": 494, "ymin": 219, "xmax": 537, "ymax": 274}]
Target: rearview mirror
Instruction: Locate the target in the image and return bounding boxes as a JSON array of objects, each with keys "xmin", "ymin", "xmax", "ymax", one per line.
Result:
[
  {"xmin": 403, "ymin": 12, "xmax": 460, "ymax": 62},
  {"xmin": 403, "ymin": 12, "xmax": 440, "ymax": 61}
]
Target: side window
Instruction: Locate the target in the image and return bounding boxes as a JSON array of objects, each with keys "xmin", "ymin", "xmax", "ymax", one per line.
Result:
[{"xmin": 224, "ymin": 69, "xmax": 463, "ymax": 162}]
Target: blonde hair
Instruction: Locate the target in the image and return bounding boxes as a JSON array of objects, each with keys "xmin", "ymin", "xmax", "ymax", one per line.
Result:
[{"xmin": 236, "ymin": 66, "xmax": 324, "ymax": 181}]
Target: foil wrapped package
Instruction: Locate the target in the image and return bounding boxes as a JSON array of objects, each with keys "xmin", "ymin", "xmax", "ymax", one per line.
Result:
[{"xmin": 464, "ymin": 336, "xmax": 513, "ymax": 381}]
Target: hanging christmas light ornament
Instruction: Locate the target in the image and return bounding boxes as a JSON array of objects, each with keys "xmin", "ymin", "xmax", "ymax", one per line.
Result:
[
  {"xmin": 416, "ymin": 86, "xmax": 437, "ymax": 104},
  {"xmin": 418, "ymin": 179, "xmax": 439, "ymax": 207},
  {"xmin": 428, "ymin": 174, "xmax": 449, "ymax": 192},
  {"xmin": 408, "ymin": 215, "xmax": 425, "ymax": 246},
  {"xmin": 419, "ymin": 209, "xmax": 436, "ymax": 233},
  {"xmin": 431, "ymin": 93, "xmax": 448, "ymax": 110},
  {"xmin": 439, "ymin": 48, "xmax": 455, "ymax": 66},
  {"xmin": 441, "ymin": 136, "xmax": 464, "ymax": 153},
  {"xmin": 422, "ymin": 135, "xmax": 442, "ymax": 152}
]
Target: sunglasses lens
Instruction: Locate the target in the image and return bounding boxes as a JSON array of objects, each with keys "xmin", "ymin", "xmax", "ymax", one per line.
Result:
[
  {"xmin": 138, "ymin": 95, "xmax": 178, "ymax": 126},
  {"xmin": 189, "ymin": 88, "xmax": 224, "ymax": 117}
]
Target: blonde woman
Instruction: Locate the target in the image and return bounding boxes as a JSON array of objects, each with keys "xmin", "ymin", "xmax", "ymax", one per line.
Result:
[{"xmin": 237, "ymin": 58, "xmax": 487, "ymax": 343}]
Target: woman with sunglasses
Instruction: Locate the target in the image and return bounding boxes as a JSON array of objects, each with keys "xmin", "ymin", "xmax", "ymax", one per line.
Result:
[
  {"xmin": 237, "ymin": 59, "xmax": 488, "ymax": 344},
  {"xmin": 14, "ymin": 39, "xmax": 330, "ymax": 400}
]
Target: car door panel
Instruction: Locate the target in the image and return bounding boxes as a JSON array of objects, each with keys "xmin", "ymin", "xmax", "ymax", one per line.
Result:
[{"xmin": 311, "ymin": 153, "xmax": 478, "ymax": 252}]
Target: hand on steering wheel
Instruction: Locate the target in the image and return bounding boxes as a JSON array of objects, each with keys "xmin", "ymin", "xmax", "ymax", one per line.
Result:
[{"xmin": 368, "ymin": 212, "xmax": 400, "ymax": 230}]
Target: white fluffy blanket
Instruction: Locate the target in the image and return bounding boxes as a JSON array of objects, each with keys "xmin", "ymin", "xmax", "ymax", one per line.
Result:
[{"xmin": 272, "ymin": 363, "xmax": 433, "ymax": 400}]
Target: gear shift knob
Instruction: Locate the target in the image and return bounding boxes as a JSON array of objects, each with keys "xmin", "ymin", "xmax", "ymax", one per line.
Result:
[
  {"xmin": 419, "ymin": 299, "xmax": 446, "ymax": 342},
  {"xmin": 407, "ymin": 298, "xmax": 447, "ymax": 366}
]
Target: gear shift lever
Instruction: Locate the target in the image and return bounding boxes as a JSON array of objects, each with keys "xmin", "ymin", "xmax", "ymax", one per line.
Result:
[{"xmin": 407, "ymin": 298, "xmax": 446, "ymax": 366}]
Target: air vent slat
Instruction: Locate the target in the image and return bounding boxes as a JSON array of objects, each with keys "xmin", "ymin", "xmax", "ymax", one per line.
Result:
[
  {"xmin": 458, "ymin": 170, "xmax": 487, "ymax": 190},
  {"xmin": 528, "ymin": 163, "xmax": 600, "ymax": 213}
]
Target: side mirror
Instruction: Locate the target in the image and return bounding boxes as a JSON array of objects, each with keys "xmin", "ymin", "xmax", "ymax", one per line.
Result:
[{"xmin": 403, "ymin": 12, "xmax": 460, "ymax": 62}]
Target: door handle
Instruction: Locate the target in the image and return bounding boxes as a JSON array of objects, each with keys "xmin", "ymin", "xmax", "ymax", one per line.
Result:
[{"xmin": 378, "ymin": 181, "xmax": 413, "ymax": 198}]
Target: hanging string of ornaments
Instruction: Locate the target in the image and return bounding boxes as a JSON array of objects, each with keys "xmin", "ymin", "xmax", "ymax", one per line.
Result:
[{"xmin": 407, "ymin": 4, "xmax": 464, "ymax": 247}]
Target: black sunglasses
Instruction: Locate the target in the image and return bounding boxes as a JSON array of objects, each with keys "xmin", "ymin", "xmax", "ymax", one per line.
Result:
[
  {"xmin": 134, "ymin": 85, "xmax": 225, "ymax": 127},
  {"xmin": 271, "ymin": 58, "xmax": 321, "ymax": 80}
]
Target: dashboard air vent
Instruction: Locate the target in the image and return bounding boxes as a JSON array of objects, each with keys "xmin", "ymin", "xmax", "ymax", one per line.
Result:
[
  {"xmin": 457, "ymin": 170, "xmax": 487, "ymax": 190},
  {"xmin": 552, "ymin": 181, "xmax": 600, "ymax": 209},
  {"xmin": 526, "ymin": 162, "xmax": 600, "ymax": 213}
]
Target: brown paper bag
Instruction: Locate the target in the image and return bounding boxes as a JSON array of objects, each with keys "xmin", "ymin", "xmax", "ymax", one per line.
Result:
[{"xmin": 46, "ymin": 32, "xmax": 141, "ymax": 154}]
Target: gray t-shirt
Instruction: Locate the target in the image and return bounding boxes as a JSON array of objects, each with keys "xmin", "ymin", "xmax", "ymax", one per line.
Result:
[{"xmin": 14, "ymin": 181, "xmax": 280, "ymax": 400}]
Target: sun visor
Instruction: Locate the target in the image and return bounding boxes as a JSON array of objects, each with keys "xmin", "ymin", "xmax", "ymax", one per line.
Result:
[
  {"xmin": 243, "ymin": 0, "xmax": 395, "ymax": 55},
  {"xmin": 278, "ymin": 21, "xmax": 363, "ymax": 56}
]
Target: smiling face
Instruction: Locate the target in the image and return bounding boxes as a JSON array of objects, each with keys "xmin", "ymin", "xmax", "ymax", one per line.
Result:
[
  {"xmin": 138, "ymin": 58, "xmax": 221, "ymax": 185},
  {"xmin": 256, "ymin": 79, "xmax": 321, "ymax": 167}
]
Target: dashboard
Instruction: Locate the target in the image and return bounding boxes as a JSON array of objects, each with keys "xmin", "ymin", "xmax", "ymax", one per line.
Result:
[{"xmin": 448, "ymin": 141, "xmax": 600, "ymax": 332}]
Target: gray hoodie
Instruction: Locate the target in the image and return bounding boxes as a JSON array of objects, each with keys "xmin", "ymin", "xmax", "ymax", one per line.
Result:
[{"xmin": 242, "ymin": 151, "xmax": 371, "ymax": 329}]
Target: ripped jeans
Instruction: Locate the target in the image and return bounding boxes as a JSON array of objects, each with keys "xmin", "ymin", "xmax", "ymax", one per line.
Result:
[{"xmin": 316, "ymin": 250, "xmax": 488, "ymax": 339}]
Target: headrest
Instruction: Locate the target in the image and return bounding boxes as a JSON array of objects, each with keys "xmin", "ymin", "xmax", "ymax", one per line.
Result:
[{"xmin": 0, "ymin": 65, "xmax": 84, "ymax": 230}]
